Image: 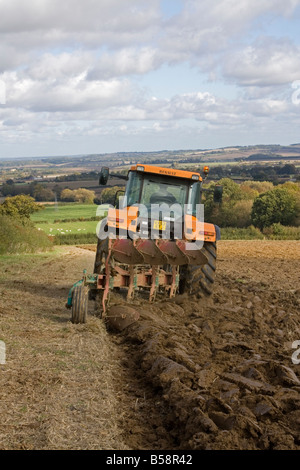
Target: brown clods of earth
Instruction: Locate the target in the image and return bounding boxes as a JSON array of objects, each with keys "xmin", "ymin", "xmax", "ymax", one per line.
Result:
[
  {"xmin": 0, "ymin": 241, "xmax": 299, "ymax": 450},
  {"xmin": 114, "ymin": 241, "xmax": 300, "ymax": 450}
]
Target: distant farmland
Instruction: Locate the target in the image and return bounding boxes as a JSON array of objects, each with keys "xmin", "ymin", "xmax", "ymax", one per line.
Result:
[
  {"xmin": 31, "ymin": 203, "xmax": 98, "ymax": 223},
  {"xmin": 31, "ymin": 203, "xmax": 108, "ymax": 243}
]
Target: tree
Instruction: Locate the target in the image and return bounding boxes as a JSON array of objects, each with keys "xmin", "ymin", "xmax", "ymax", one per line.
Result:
[
  {"xmin": 244, "ymin": 181, "xmax": 274, "ymax": 194},
  {"xmin": 282, "ymin": 182, "xmax": 300, "ymax": 226},
  {"xmin": 60, "ymin": 188, "xmax": 95, "ymax": 203},
  {"xmin": 251, "ymin": 187, "xmax": 297, "ymax": 229},
  {"xmin": 239, "ymin": 183, "xmax": 259, "ymax": 200},
  {"xmin": 223, "ymin": 200, "xmax": 253, "ymax": 228},
  {"xmin": 0, "ymin": 195, "xmax": 42, "ymax": 219},
  {"xmin": 33, "ymin": 184, "xmax": 55, "ymax": 202},
  {"xmin": 100, "ymin": 186, "xmax": 125, "ymax": 205},
  {"xmin": 52, "ymin": 184, "xmax": 63, "ymax": 199},
  {"xmin": 73, "ymin": 188, "xmax": 95, "ymax": 204},
  {"xmin": 282, "ymin": 182, "xmax": 300, "ymax": 193},
  {"xmin": 217, "ymin": 178, "xmax": 244, "ymax": 202},
  {"xmin": 204, "ymin": 179, "xmax": 247, "ymax": 227},
  {"xmin": 276, "ymin": 164, "xmax": 298, "ymax": 176},
  {"xmin": 60, "ymin": 189, "xmax": 76, "ymax": 202}
]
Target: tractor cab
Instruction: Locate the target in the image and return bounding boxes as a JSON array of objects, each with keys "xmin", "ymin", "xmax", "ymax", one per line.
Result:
[
  {"xmin": 122, "ymin": 165, "xmax": 202, "ymax": 220},
  {"xmin": 99, "ymin": 164, "xmax": 222, "ymax": 242},
  {"xmin": 99, "ymin": 164, "xmax": 208, "ymax": 241}
]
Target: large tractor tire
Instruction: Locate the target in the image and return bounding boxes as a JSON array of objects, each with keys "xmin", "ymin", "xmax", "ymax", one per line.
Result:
[
  {"xmin": 71, "ymin": 284, "xmax": 89, "ymax": 324},
  {"xmin": 90, "ymin": 237, "xmax": 109, "ymax": 308},
  {"xmin": 94, "ymin": 237, "xmax": 109, "ymax": 274},
  {"xmin": 179, "ymin": 241, "xmax": 217, "ymax": 297}
]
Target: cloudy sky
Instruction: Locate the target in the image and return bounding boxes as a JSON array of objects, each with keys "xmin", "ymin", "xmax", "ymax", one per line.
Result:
[{"xmin": 0, "ymin": 0, "xmax": 300, "ymax": 158}]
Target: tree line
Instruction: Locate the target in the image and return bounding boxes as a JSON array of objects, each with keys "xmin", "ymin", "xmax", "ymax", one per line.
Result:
[
  {"xmin": 198, "ymin": 163, "xmax": 299, "ymax": 182},
  {"xmin": 0, "ymin": 181, "xmax": 96, "ymax": 204},
  {"xmin": 204, "ymin": 179, "xmax": 300, "ymax": 230}
]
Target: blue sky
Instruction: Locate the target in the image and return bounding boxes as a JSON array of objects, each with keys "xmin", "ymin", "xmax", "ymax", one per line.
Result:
[
  {"xmin": 161, "ymin": 0, "xmax": 184, "ymax": 18},
  {"xmin": 0, "ymin": 0, "xmax": 300, "ymax": 158}
]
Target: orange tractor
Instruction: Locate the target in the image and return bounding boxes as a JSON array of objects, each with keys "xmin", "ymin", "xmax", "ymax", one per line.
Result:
[{"xmin": 67, "ymin": 164, "xmax": 222, "ymax": 324}]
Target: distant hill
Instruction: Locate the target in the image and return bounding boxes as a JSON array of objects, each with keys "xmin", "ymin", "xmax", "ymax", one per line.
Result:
[
  {"xmin": 247, "ymin": 153, "xmax": 300, "ymax": 161},
  {"xmin": 1, "ymin": 144, "xmax": 300, "ymax": 172}
]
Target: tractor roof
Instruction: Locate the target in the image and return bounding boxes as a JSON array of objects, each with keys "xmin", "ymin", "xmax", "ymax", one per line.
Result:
[{"xmin": 130, "ymin": 164, "xmax": 202, "ymax": 181}]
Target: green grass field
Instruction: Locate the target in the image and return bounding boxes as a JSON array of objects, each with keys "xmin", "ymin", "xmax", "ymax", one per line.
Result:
[
  {"xmin": 31, "ymin": 203, "xmax": 98, "ymax": 223},
  {"xmin": 31, "ymin": 203, "xmax": 109, "ymax": 243},
  {"xmin": 36, "ymin": 220, "xmax": 98, "ymax": 236}
]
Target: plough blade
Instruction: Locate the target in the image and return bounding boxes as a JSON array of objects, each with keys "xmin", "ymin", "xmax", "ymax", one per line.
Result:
[
  {"xmin": 110, "ymin": 238, "xmax": 208, "ymax": 268},
  {"xmin": 134, "ymin": 239, "xmax": 168, "ymax": 265},
  {"xmin": 156, "ymin": 239, "xmax": 189, "ymax": 265},
  {"xmin": 70, "ymin": 238, "xmax": 210, "ymax": 317},
  {"xmin": 176, "ymin": 240, "xmax": 208, "ymax": 265},
  {"xmin": 110, "ymin": 239, "xmax": 144, "ymax": 264},
  {"xmin": 106, "ymin": 305, "xmax": 140, "ymax": 331}
]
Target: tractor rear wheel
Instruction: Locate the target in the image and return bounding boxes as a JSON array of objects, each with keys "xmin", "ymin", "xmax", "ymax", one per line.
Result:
[
  {"xmin": 94, "ymin": 238, "xmax": 109, "ymax": 274},
  {"xmin": 179, "ymin": 241, "xmax": 217, "ymax": 297},
  {"xmin": 71, "ymin": 284, "xmax": 89, "ymax": 324},
  {"xmin": 91, "ymin": 237, "xmax": 109, "ymax": 310}
]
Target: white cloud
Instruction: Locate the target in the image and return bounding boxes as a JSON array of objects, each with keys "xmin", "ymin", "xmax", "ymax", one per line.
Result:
[
  {"xmin": 0, "ymin": 0, "xmax": 160, "ymax": 32},
  {"xmin": 159, "ymin": 0, "xmax": 300, "ymax": 58},
  {"xmin": 223, "ymin": 38, "xmax": 300, "ymax": 87},
  {"xmin": 1, "ymin": 0, "xmax": 300, "ymax": 156},
  {"xmin": 0, "ymin": 0, "xmax": 160, "ymax": 53},
  {"xmin": 27, "ymin": 52, "xmax": 94, "ymax": 81},
  {"xmin": 1, "ymin": 68, "xmax": 135, "ymax": 113},
  {"xmin": 87, "ymin": 47, "xmax": 161, "ymax": 80}
]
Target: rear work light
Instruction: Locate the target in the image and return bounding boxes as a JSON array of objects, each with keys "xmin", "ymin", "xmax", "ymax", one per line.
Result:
[
  {"xmin": 137, "ymin": 166, "xmax": 145, "ymax": 172},
  {"xmin": 192, "ymin": 174, "xmax": 199, "ymax": 180},
  {"xmin": 204, "ymin": 231, "xmax": 215, "ymax": 237}
]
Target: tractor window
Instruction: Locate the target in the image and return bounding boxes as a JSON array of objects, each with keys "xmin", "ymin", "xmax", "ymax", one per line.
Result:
[
  {"xmin": 124, "ymin": 171, "xmax": 193, "ymax": 220},
  {"xmin": 125, "ymin": 171, "xmax": 142, "ymax": 206},
  {"xmin": 140, "ymin": 177, "xmax": 187, "ymax": 207},
  {"xmin": 187, "ymin": 182, "xmax": 201, "ymax": 216}
]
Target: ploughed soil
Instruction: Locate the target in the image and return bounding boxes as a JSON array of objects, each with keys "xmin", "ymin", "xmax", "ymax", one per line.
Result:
[{"xmin": 0, "ymin": 240, "xmax": 300, "ymax": 450}]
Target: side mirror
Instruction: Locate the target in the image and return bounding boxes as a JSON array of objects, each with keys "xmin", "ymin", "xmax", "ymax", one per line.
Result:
[
  {"xmin": 99, "ymin": 167, "xmax": 109, "ymax": 186},
  {"xmin": 213, "ymin": 185, "xmax": 223, "ymax": 203}
]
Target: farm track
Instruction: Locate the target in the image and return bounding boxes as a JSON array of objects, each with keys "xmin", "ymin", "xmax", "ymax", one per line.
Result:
[{"xmin": 0, "ymin": 241, "xmax": 300, "ymax": 450}]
